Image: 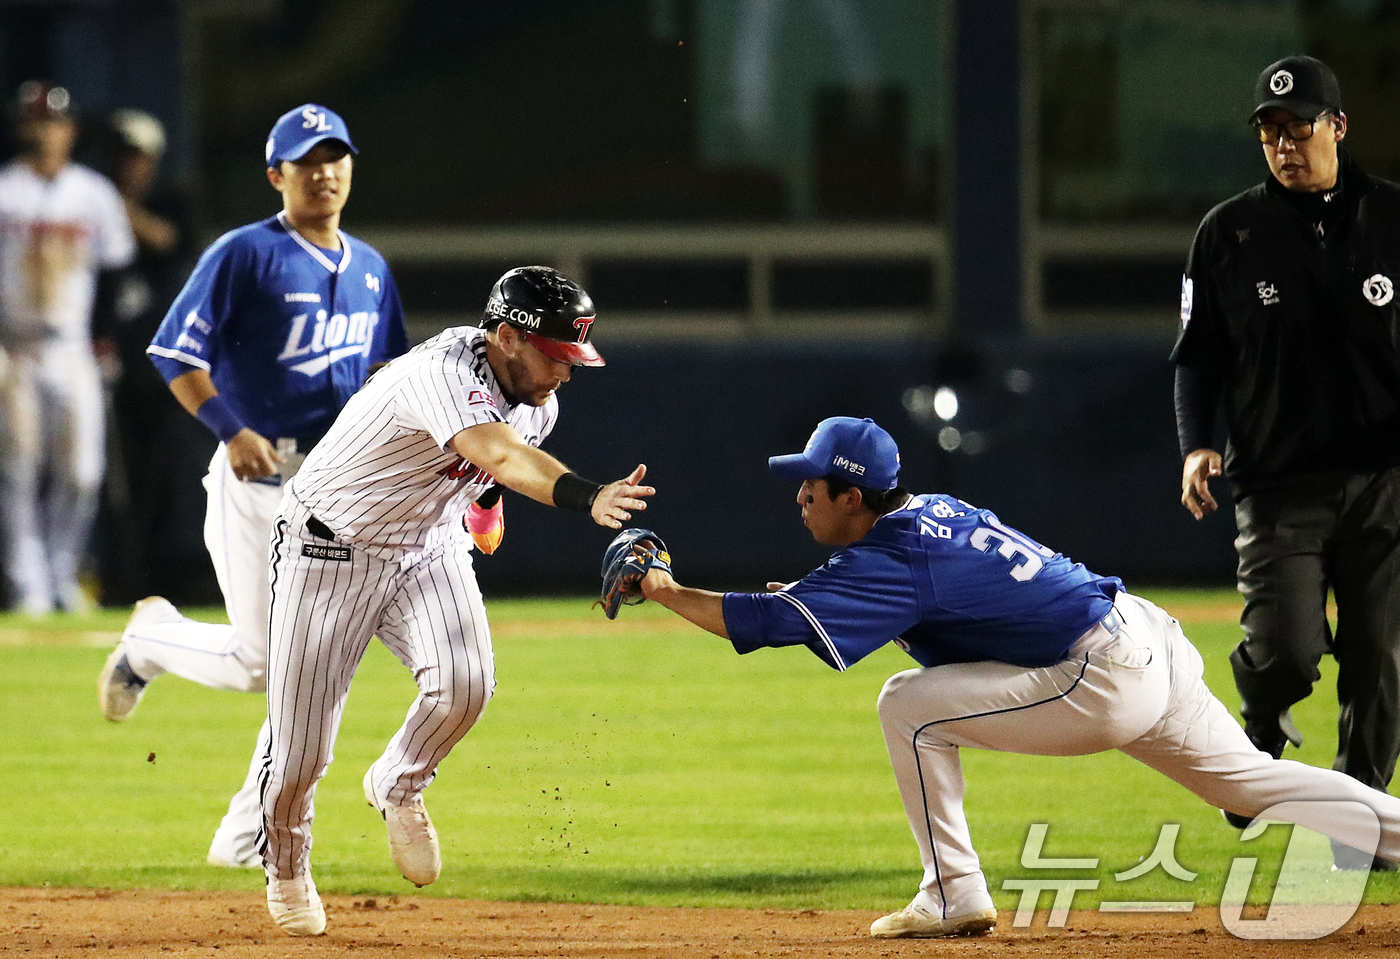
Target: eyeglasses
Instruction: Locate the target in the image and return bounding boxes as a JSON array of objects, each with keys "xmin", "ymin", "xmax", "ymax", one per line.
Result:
[{"xmin": 1252, "ymin": 114, "xmax": 1331, "ymax": 144}]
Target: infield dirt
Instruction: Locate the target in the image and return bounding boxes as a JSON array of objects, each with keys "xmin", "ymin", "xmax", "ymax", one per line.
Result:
[{"xmin": 5, "ymin": 888, "xmax": 1399, "ymax": 959}]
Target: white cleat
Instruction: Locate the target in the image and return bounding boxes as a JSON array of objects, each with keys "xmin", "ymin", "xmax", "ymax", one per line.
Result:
[
  {"xmin": 870, "ymin": 902, "xmax": 997, "ymax": 939},
  {"xmin": 207, "ymin": 850, "xmax": 263, "ymax": 869},
  {"xmin": 96, "ymin": 645, "xmax": 146, "ymax": 722},
  {"xmin": 208, "ymin": 825, "xmax": 263, "ymax": 869},
  {"xmin": 266, "ymin": 870, "xmax": 326, "ymax": 936},
  {"xmin": 363, "ymin": 768, "xmax": 441, "ymax": 887},
  {"xmin": 96, "ymin": 597, "xmax": 182, "ymax": 722}
]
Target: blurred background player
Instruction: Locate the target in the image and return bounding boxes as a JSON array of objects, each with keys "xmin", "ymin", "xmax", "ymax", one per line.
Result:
[
  {"xmin": 0, "ymin": 81, "xmax": 135, "ymax": 614},
  {"xmin": 1173, "ymin": 56, "xmax": 1400, "ymax": 869},
  {"xmin": 95, "ymin": 103, "xmax": 408, "ymax": 871},
  {"xmin": 257, "ymin": 265, "xmax": 650, "ymax": 935},
  {"xmin": 94, "ymin": 108, "xmax": 202, "ymax": 605}
]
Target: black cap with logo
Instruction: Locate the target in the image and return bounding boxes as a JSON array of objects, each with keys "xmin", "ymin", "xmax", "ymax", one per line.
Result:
[
  {"xmin": 1252, "ymin": 56, "xmax": 1342, "ymax": 121},
  {"xmin": 479, "ymin": 265, "xmax": 604, "ymax": 368}
]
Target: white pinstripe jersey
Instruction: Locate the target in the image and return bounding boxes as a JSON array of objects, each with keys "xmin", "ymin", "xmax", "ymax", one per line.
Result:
[{"xmin": 287, "ymin": 326, "xmax": 557, "ymax": 559}]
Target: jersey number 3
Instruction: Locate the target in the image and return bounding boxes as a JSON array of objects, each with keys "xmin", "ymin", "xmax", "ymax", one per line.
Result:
[{"xmin": 969, "ymin": 519, "xmax": 1053, "ymax": 582}]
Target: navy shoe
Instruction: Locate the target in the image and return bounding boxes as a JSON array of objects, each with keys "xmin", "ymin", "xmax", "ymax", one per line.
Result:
[{"xmin": 1332, "ymin": 842, "xmax": 1399, "ymax": 872}]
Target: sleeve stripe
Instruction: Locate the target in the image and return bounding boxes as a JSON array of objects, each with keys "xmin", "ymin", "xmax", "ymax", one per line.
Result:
[
  {"xmin": 146, "ymin": 345, "xmax": 211, "ymax": 371},
  {"xmin": 773, "ymin": 591, "xmax": 848, "ymax": 672}
]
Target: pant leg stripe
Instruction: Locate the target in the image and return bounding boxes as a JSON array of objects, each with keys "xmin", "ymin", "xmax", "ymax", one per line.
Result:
[{"xmin": 910, "ymin": 655, "xmax": 1091, "ymax": 917}]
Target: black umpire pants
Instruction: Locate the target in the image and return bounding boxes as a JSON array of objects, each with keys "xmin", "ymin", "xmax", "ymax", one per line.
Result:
[{"xmin": 1230, "ymin": 467, "xmax": 1400, "ymax": 793}]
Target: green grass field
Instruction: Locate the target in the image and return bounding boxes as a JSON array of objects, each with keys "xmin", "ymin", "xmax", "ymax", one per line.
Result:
[{"xmin": 1, "ymin": 589, "xmax": 1395, "ymax": 912}]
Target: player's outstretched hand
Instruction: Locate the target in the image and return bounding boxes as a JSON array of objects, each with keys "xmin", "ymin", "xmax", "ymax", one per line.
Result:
[
  {"xmin": 226, "ymin": 428, "xmax": 286, "ymax": 482},
  {"xmin": 1181, "ymin": 448, "xmax": 1222, "ymax": 520},
  {"xmin": 590, "ymin": 464, "xmax": 655, "ymax": 530}
]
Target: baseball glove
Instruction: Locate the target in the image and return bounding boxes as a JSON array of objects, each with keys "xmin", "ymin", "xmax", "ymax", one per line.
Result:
[{"xmin": 598, "ymin": 528, "xmax": 672, "ymax": 620}]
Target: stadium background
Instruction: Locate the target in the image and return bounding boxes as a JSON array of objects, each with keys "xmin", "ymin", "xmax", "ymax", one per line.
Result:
[{"xmin": 2, "ymin": 0, "xmax": 1396, "ymax": 603}]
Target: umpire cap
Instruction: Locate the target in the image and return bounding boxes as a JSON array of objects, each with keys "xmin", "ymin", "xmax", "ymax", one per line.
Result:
[
  {"xmin": 481, "ymin": 266, "xmax": 605, "ymax": 367},
  {"xmin": 265, "ymin": 104, "xmax": 357, "ymax": 167},
  {"xmin": 1253, "ymin": 56, "xmax": 1342, "ymax": 120}
]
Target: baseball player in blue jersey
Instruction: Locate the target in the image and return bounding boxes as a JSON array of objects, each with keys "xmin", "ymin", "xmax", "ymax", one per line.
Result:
[
  {"xmin": 609, "ymin": 416, "xmax": 1400, "ymax": 939},
  {"xmin": 96, "ymin": 104, "xmax": 407, "ymax": 870}
]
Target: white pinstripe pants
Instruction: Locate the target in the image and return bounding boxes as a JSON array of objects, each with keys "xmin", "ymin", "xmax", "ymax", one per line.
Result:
[
  {"xmin": 877, "ymin": 591, "xmax": 1400, "ymax": 919},
  {"xmin": 260, "ymin": 495, "xmax": 495, "ymax": 879}
]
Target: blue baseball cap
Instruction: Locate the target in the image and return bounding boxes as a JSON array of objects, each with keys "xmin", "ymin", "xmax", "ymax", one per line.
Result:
[
  {"xmin": 769, "ymin": 417, "xmax": 901, "ymax": 490},
  {"xmin": 265, "ymin": 104, "xmax": 358, "ymax": 167}
]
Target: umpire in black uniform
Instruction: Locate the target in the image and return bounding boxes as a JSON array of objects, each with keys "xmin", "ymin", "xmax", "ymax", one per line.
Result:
[{"xmin": 1172, "ymin": 55, "xmax": 1400, "ymax": 870}]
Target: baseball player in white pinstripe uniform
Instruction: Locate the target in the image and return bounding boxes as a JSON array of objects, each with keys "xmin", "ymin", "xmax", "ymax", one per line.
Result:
[{"xmin": 258, "ymin": 265, "xmax": 650, "ymax": 936}]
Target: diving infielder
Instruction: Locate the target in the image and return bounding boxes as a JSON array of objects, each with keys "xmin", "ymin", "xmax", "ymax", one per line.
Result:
[
  {"xmin": 610, "ymin": 416, "xmax": 1400, "ymax": 939},
  {"xmin": 258, "ymin": 265, "xmax": 652, "ymax": 936},
  {"xmin": 96, "ymin": 104, "xmax": 407, "ymax": 870},
  {"xmin": 0, "ymin": 82, "xmax": 135, "ymax": 613}
]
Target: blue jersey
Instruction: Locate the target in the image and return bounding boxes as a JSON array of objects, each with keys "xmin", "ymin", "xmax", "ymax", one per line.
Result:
[
  {"xmin": 722, "ymin": 493, "xmax": 1122, "ymax": 671},
  {"xmin": 147, "ymin": 212, "xmax": 408, "ymax": 444}
]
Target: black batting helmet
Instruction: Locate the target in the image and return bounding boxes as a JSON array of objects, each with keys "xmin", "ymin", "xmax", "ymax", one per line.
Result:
[{"xmin": 480, "ymin": 265, "xmax": 604, "ymax": 367}]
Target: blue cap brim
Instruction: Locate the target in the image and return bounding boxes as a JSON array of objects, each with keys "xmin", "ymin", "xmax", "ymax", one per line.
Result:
[
  {"xmin": 768, "ymin": 453, "xmax": 824, "ymax": 481},
  {"xmin": 274, "ymin": 134, "xmax": 358, "ymax": 165}
]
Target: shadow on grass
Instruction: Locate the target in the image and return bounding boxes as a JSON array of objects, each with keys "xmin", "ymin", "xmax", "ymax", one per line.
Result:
[
  {"xmin": 393, "ymin": 866, "xmax": 915, "ymax": 905},
  {"xmin": 598, "ymin": 869, "xmax": 909, "ymax": 896}
]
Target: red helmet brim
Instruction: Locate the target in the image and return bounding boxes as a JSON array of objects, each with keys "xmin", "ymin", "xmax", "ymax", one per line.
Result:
[{"xmin": 524, "ymin": 332, "xmax": 605, "ymax": 367}]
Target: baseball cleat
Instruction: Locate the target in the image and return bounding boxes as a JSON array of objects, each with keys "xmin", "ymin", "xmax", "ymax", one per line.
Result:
[
  {"xmin": 265, "ymin": 870, "xmax": 326, "ymax": 936},
  {"xmin": 97, "ymin": 597, "xmax": 181, "ymax": 721},
  {"xmin": 1221, "ymin": 808, "xmax": 1255, "ymax": 829},
  {"xmin": 207, "ymin": 848, "xmax": 263, "ymax": 869},
  {"xmin": 1331, "ymin": 841, "xmax": 1399, "ymax": 872},
  {"xmin": 207, "ymin": 828, "xmax": 263, "ymax": 869},
  {"xmin": 364, "ymin": 768, "xmax": 441, "ymax": 887},
  {"xmin": 207, "ymin": 852, "xmax": 263, "ymax": 869},
  {"xmin": 205, "ymin": 817, "xmax": 263, "ymax": 868},
  {"xmin": 96, "ymin": 647, "xmax": 147, "ymax": 722},
  {"xmin": 870, "ymin": 902, "xmax": 997, "ymax": 939}
]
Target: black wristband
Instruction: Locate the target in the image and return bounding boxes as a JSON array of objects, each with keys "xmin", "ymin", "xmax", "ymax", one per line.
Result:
[{"xmin": 553, "ymin": 471, "xmax": 604, "ymax": 512}]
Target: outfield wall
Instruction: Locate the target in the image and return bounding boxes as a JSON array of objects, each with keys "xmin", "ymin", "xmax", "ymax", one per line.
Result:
[
  {"xmin": 471, "ymin": 335, "xmax": 1237, "ymax": 596},
  {"xmin": 94, "ymin": 336, "xmax": 1237, "ymax": 606}
]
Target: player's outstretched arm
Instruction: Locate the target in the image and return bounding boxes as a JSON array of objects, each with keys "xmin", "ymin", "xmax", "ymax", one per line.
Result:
[
  {"xmin": 598, "ymin": 529, "xmax": 727, "ymax": 635},
  {"xmin": 1181, "ymin": 448, "xmax": 1222, "ymax": 520},
  {"xmin": 640, "ymin": 568, "xmax": 730, "ymax": 639},
  {"xmin": 451, "ymin": 422, "xmax": 654, "ymax": 528},
  {"xmin": 167, "ymin": 368, "xmax": 283, "ymax": 481}
]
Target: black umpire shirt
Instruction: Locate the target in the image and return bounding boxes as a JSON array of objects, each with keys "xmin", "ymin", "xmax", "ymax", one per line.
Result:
[{"xmin": 1171, "ymin": 153, "xmax": 1400, "ymax": 493}]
